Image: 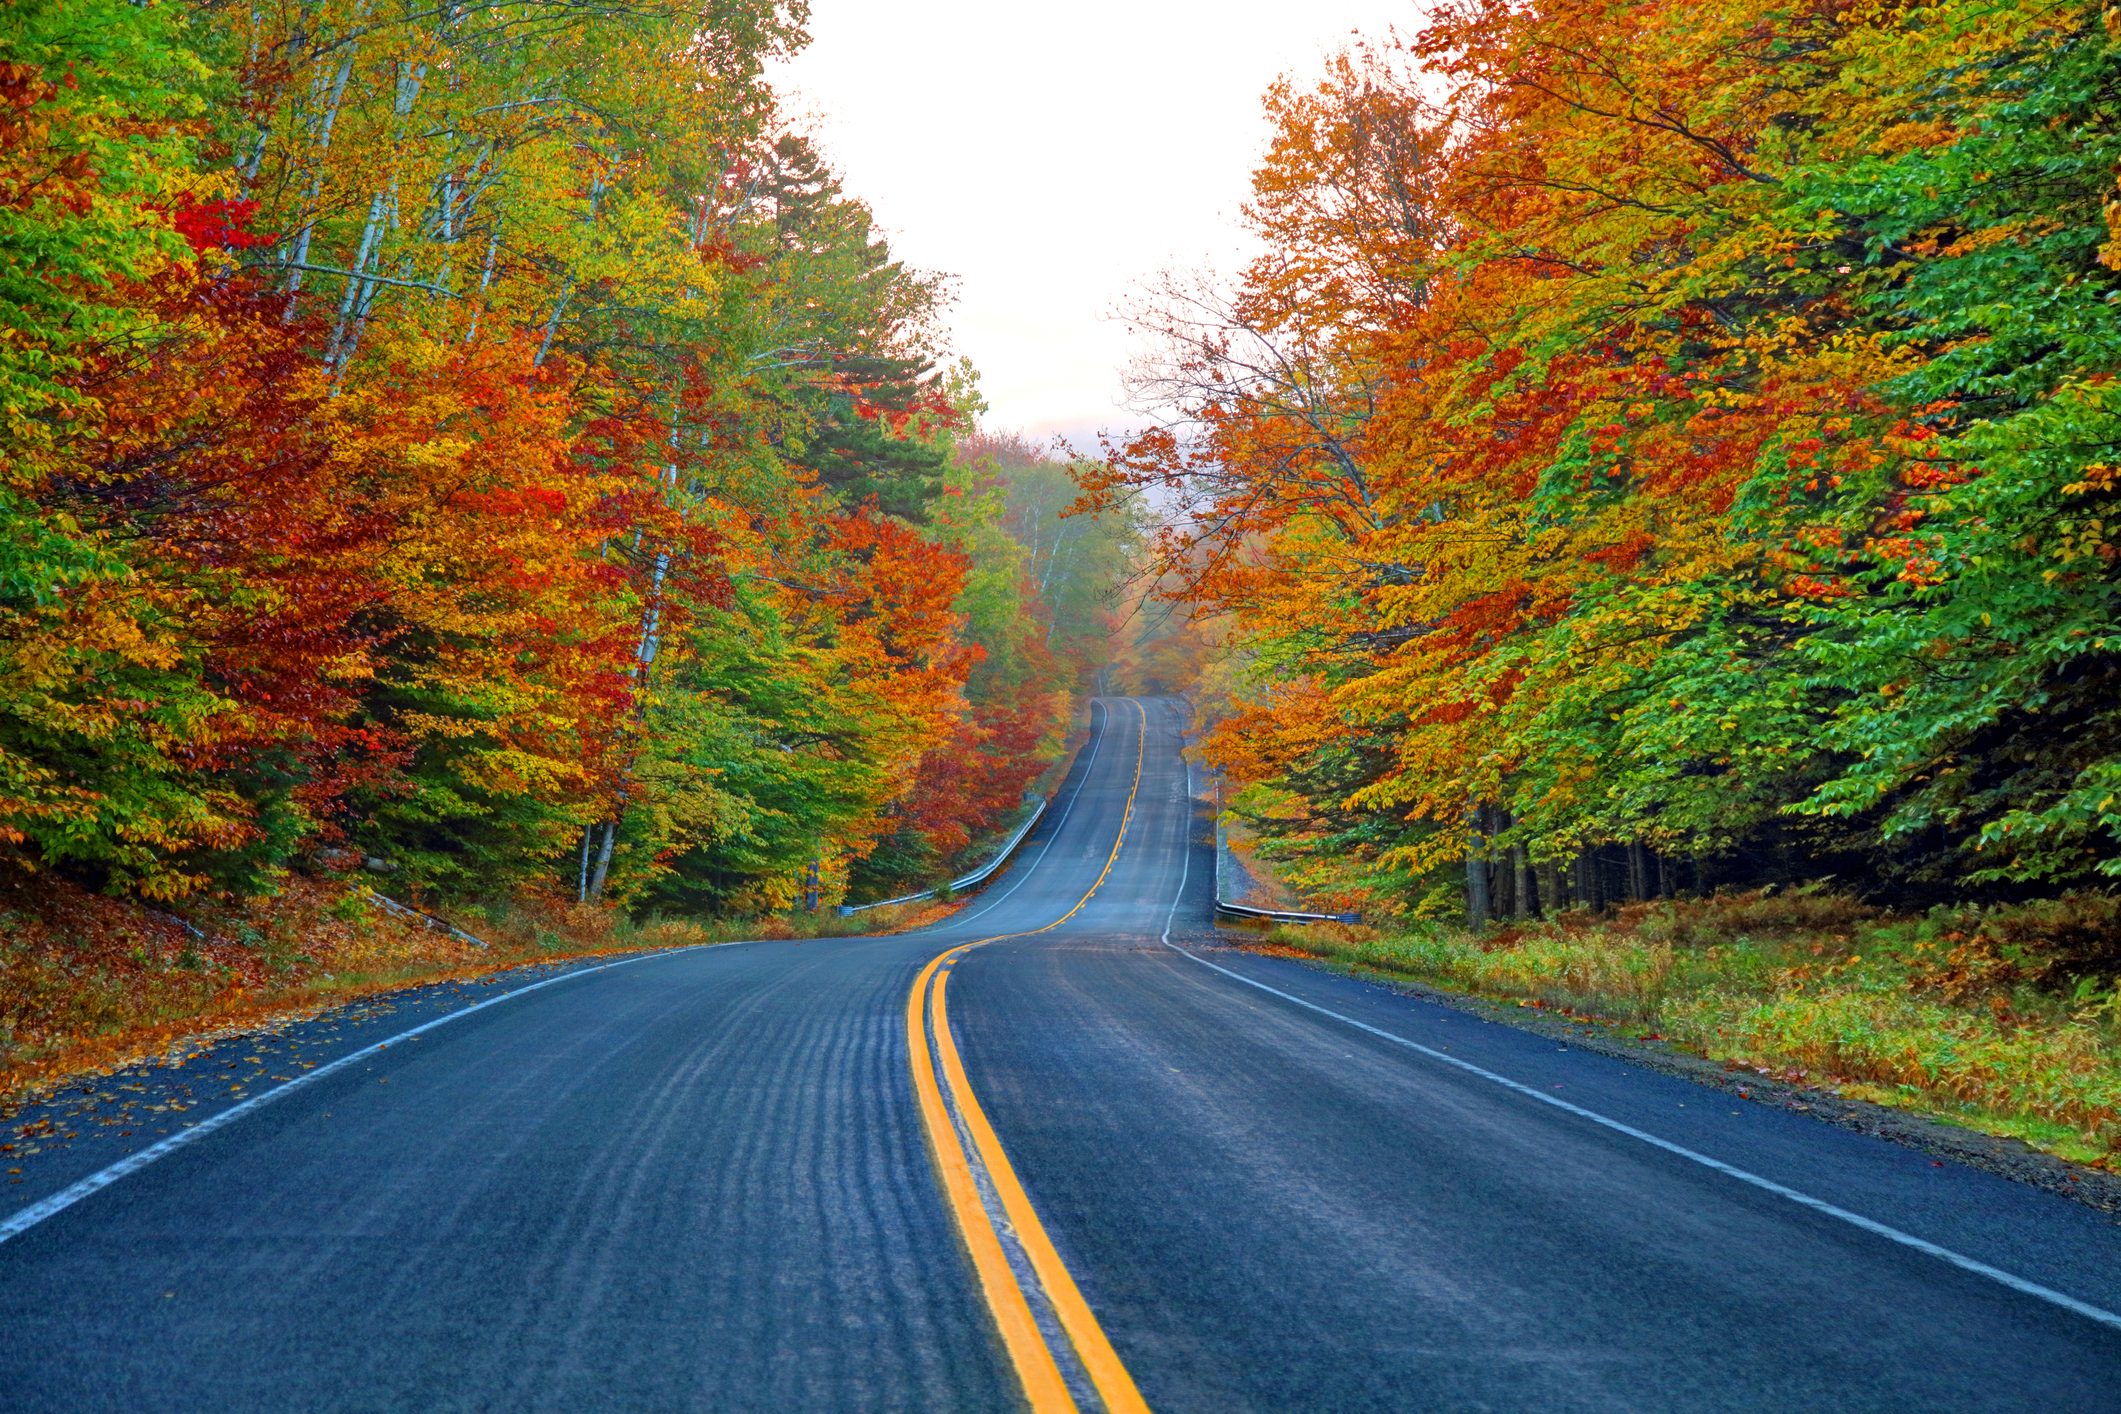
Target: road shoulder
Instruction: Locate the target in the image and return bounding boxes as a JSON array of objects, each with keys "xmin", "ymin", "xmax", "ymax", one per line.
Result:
[{"xmin": 1215, "ymin": 927, "xmax": 2121, "ymax": 1216}]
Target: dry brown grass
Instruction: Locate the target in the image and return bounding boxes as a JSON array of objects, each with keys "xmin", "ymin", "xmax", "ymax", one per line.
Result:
[
  {"xmin": 0, "ymin": 874, "xmax": 955, "ymax": 1104},
  {"xmin": 1269, "ymin": 889, "xmax": 2121, "ymax": 1167}
]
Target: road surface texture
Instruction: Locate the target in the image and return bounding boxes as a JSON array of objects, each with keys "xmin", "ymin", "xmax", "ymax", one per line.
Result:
[{"xmin": 4, "ymin": 697, "xmax": 2119, "ymax": 1411}]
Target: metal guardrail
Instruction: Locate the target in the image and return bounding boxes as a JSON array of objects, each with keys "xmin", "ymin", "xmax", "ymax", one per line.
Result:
[
  {"xmin": 1208, "ymin": 772, "xmax": 1358, "ymax": 926},
  {"xmin": 838, "ymin": 795, "xmax": 1049, "ymax": 916},
  {"xmin": 1213, "ymin": 898, "xmax": 1361, "ymax": 926}
]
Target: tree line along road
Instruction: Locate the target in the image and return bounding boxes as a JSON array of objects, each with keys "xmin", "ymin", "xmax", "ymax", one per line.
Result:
[{"xmin": 3, "ymin": 698, "xmax": 2119, "ymax": 1410}]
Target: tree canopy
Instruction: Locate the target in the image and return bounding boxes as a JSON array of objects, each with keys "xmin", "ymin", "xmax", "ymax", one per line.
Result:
[
  {"xmin": 0, "ymin": 0, "xmax": 1134, "ymax": 912},
  {"xmin": 1082, "ymin": 0, "xmax": 2121, "ymax": 919}
]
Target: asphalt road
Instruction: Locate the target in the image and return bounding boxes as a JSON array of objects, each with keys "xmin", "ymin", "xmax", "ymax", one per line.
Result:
[{"xmin": 3, "ymin": 697, "xmax": 2120, "ymax": 1411}]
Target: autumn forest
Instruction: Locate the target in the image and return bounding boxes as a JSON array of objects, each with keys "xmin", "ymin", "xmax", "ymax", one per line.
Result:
[
  {"xmin": 7, "ymin": 0, "xmax": 2121, "ymax": 1375},
  {"xmin": 2, "ymin": 0, "xmax": 1144, "ymax": 929},
  {"xmin": 1106, "ymin": 0, "xmax": 2121, "ymax": 923},
  {"xmin": 3, "ymin": 0, "xmax": 2120, "ymax": 1098}
]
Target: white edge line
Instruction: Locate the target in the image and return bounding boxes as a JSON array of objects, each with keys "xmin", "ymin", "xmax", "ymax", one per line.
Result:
[
  {"xmin": 7, "ymin": 694, "xmax": 1127, "ymax": 1245},
  {"xmin": 1160, "ymin": 720, "xmax": 1195, "ymax": 948},
  {"xmin": 0, "ymin": 941, "xmax": 736, "ymax": 1246},
  {"xmin": 1160, "ymin": 749, "xmax": 2121, "ymax": 1335},
  {"xmin": 939, "ymin": 698, "xmax": 1115, "ymax": 933},
  {"xmin": 5, "ymin": 700, "xmax": 1124, "ymax": 1250}
]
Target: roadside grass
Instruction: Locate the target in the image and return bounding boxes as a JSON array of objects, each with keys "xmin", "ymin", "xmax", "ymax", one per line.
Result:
[
  {"xmin": 0, "ymin": 875, "xmax": 949, "ymax": 1105},
  {"xmin": 1261, "ymin": 889, "xmax": 2121, "ymax": 1168},
  {"xmin": 0, "ymin": 717, "xmax": 1088, "ymax": 1108}
]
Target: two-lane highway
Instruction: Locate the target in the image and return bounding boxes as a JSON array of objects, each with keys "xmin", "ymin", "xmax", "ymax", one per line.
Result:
[{"xmin": 4, "ymin": 698, "xmax": 2120, "ymax": 1410}]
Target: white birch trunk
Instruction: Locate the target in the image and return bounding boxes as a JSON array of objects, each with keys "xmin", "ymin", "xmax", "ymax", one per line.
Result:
[
  {"xmin": 464, "ymin": 218, "xmax": 501, "ymax": 344},
  {"xmin": 327, "ymin": 60, "xmax": 424, "ymax": 371},
  {"xmin": 587, "ymin": 821, "xmax": 618, "ymax": 900},
  {"xmin": 283, "ymin": 42, "xmax": 359, "ymax": 307}
]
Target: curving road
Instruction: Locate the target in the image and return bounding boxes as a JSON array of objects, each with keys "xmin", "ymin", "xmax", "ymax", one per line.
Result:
[{"xmin": 3, "ymin": 697, "xmax": 2119, "ymax": 1410}]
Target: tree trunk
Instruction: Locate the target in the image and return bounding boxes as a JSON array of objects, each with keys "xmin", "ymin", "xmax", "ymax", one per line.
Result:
[
  {"xmin": 464, "ymin": 219, "xmax": 501, "ymax": 344},
  {"xmin": 326, "ymin": 60, "xmax": 426, "ymax": 374},
  {"xmin": 283, "ymin": 44, "xmax": 359, "ymax": 310},
  {"xmin": 1465, "ymin": 802, "xmax": 1491, "ymax": 931},
  {"xmin": 1513, "ymin": 844, "xmax": 1535, "ymax": 919},
  {"xmin": 536, "ymin": 277, "xmax": 575, "ymax": 365},
  {"xmin": 531, "ymin": 177, "xmax": 606, "ymax": 365},
  {"xmin": 238, "ymin": 122, "xmax": 271, "ymax": 184},
  {"xmin": 587, "ymin": 819, "xmax": 618, "ymax": 900},
  {"xmin": 1483, "ymin": 805, "xmax": 1508, "ymax": 919}
]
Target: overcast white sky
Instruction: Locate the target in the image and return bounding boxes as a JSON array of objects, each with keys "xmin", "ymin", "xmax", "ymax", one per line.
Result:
[{"xmin": 767, "ymin": 0, "xmax": 1417, "ymax": 446}]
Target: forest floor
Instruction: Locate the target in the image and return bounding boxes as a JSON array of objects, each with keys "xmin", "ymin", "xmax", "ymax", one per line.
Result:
[
  {"xmin": 0, "ymin": 725, "xmax": 1094, "ymax": 1110},
  {"xmin": 1254, "ymin": 889, "xmax": 2121, "ymax": 1175},
  {"xmin": 0, "ymin": 875, "xmax": 950, "ymax": 1107},
  {"xmin": 0, "ymin": 720, "xmax": 1094, "ymax": 1119}
]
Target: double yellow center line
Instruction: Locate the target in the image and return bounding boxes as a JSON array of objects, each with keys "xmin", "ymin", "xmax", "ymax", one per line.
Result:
[{"xmin": 905, "ymin": 700, "xmax": 1153, "ymax": 1413}]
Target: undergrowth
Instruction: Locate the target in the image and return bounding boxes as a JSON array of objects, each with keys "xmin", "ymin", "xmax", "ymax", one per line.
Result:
[
  {"xmin": 1266, "ymin": 888, "xmax": 2121, "ymax": 1167},
  {"xmin": 0, "ymin": 874, "xmax": 945, "ymax": 1103}
]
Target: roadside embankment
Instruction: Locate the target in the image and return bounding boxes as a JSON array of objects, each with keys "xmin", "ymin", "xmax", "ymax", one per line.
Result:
[
  {"xmin": 0, "ymin": 705, "xmax": 1103, "ymax": 1106},
  {"xmin": 0, "ymin": 876, "xmax": 948, "ymax": 1106},
  {"xmin": 1256, "ymin": 889, "xmax": 2121, "ymax": 1171}
]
